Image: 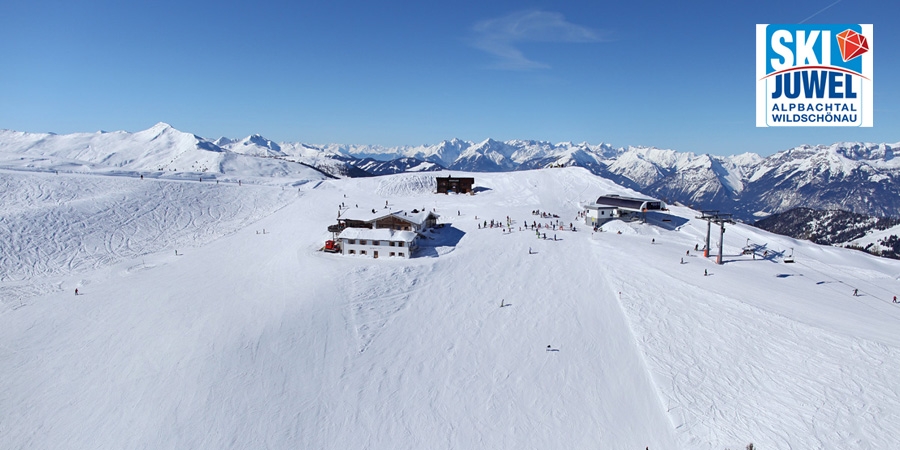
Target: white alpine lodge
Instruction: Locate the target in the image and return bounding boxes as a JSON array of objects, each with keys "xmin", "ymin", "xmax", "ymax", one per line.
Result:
[{"xmin": 333, "ymin": 208, "xmax": 439, "ymax": 259}]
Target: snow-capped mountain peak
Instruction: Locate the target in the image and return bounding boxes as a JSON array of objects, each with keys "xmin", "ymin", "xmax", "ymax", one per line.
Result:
[{"xmin": 224, "ymin": 134, "xmax": 284, "ymax": 157}]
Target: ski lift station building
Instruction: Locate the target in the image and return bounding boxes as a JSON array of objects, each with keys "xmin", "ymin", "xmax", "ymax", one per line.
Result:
[{"xmin": 583, "ymin": 195, "xmax": 667, "ymax": 226}]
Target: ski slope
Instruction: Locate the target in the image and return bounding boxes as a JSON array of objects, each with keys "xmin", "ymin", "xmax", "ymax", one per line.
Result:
[
  {"xmin": 2, "ymin": 167, "xmax": 899, "ymax": 449},
  {"xmin": 0, "ymin": 170, "xmax": 302, "ymax": 307}
]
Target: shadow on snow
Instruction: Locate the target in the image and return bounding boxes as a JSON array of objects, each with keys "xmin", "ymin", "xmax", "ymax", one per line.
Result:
[{"xmin": 415, "ymin": 226, "xmax": 465, "ymax": 258}]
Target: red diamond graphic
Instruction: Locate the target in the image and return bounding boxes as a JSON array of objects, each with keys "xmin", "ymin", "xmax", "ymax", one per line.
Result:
[{"xmin": 836, "ymin": 29, "xmax": 868, "ymax": 62}]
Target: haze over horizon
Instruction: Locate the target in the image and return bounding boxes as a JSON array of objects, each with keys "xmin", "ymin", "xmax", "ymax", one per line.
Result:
[{"xmin": 2, "ymin": 0, "xmax": 897, "ymax": 156}]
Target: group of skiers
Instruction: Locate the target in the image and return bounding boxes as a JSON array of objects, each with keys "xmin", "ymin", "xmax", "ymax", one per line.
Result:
[
  {"xmin": 524, "ymin": 219, "xmax": 574, "ymax": 232},
  {"xmin": 477, "ymin": 214, "xmax": 580, "ymax": 235},
  {"xmin": 479, "ymin": 218, "xmax": 512, "ymax": 230},
  {"xmin": 532, "ymin": 209, "xmax": 559, "ymax": 219}
]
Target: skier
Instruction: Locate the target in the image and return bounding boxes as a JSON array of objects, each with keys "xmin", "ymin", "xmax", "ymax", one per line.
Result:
[
  {"xmin": 686, "ymin": 250, "xmax": 690, "ymax": 256},
  {"xmin": 893, "ymin": 295, "xmax": 897, "ymax": 303},
  {"xmin": 680, "ymin": 257, "xmax": 684, "ymax": 264},
  {"xmin": 529, "ymin": 247, "xmax": 532, "ymax": 254},
  {"xmin": 75, "ymin": 288, "xmax": 78, "ymax": 296},
  {"xmin": 652, "ymin": 238, "xmax": 655, "ymax": 244},
  {"xmin": 704, "ymin": 269, "xmax": 708, "ymax": 276},
  {"xmin": 853, "ymin": 288, "xmax": 859, "ymax": 297}
]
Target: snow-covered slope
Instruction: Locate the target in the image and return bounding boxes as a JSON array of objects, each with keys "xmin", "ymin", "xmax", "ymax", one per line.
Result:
[
  {"xmin": 0, "ymin": 123, "xmax": 328, "ymax": 182},
  {"xmin": 847, "ymin": 223, "xmax": 900, "ymax": 258},
  {"xmin": 3, "ymin": 166, "xmax": 900, "ymax": 449}
]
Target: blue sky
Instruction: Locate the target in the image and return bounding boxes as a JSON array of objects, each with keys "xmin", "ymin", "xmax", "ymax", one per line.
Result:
[{"xmin": 1, "ymin": 0, "xmax": 897, "ymax": 155}]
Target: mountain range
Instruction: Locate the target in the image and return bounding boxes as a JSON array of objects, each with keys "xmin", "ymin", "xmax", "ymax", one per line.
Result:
[
  {"xmin": 754, "ymin": 207, "xmax": 900, "ymax": 259},
  {"xmin": 1, "ymin": 122, "xmax": 897, "ymax": 221}
]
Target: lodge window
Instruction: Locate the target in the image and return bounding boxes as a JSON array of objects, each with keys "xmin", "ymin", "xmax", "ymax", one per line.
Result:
[
  {"xmin": 398, "ymin": 242, "xmax": 404, "ymax": 247},
  {"xmin": 398, "ymin": 252, "xmax": 404, "ymax": 257},
  {"xmin": 390, "ymin": 252, "xmax": 396, "ymax": 257},
  {"xmin": 348, "ymin": 250, "xmax": 355, "ymax": 255},
  {"xmin": 348, "ymin": 239, "xmax": 356, "ymax": 244},
  {"xmin": 359, "ymin": 240, "xmax": 367, "ymax": 245},
  {"xmin": 372, "ymin": 240, "xmax": 380, "ymax": 246},
  {"xmin": 361, "ymin": 250, "xmax": 367, "ymax": 255}
]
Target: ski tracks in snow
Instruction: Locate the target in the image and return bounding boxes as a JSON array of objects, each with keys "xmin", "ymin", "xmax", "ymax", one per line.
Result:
[
  {"xmin": 342, "ymin": 265, "xmax": 424, "ymax": 354},
  {"xmin": 0, "ymin": 171, "xmax": 297, "ymax": 309},
  {"xmin": 374, "ymin": 174, "xmax": 437, "ymax": 198},
  {"xmin": 604, "ymin": 245, "xmax": 900, "ymax": 449}
]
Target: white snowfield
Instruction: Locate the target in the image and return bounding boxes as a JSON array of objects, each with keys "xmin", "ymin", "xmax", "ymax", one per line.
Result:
[{"xmin": 2, "ymin": 167, "xmax": 899, "ymax": 450}]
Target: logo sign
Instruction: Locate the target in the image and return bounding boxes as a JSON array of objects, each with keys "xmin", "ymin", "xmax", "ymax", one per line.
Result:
[{"xmin": 756, "ymin": 24, "xmax": 873, "ymax": 127}]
